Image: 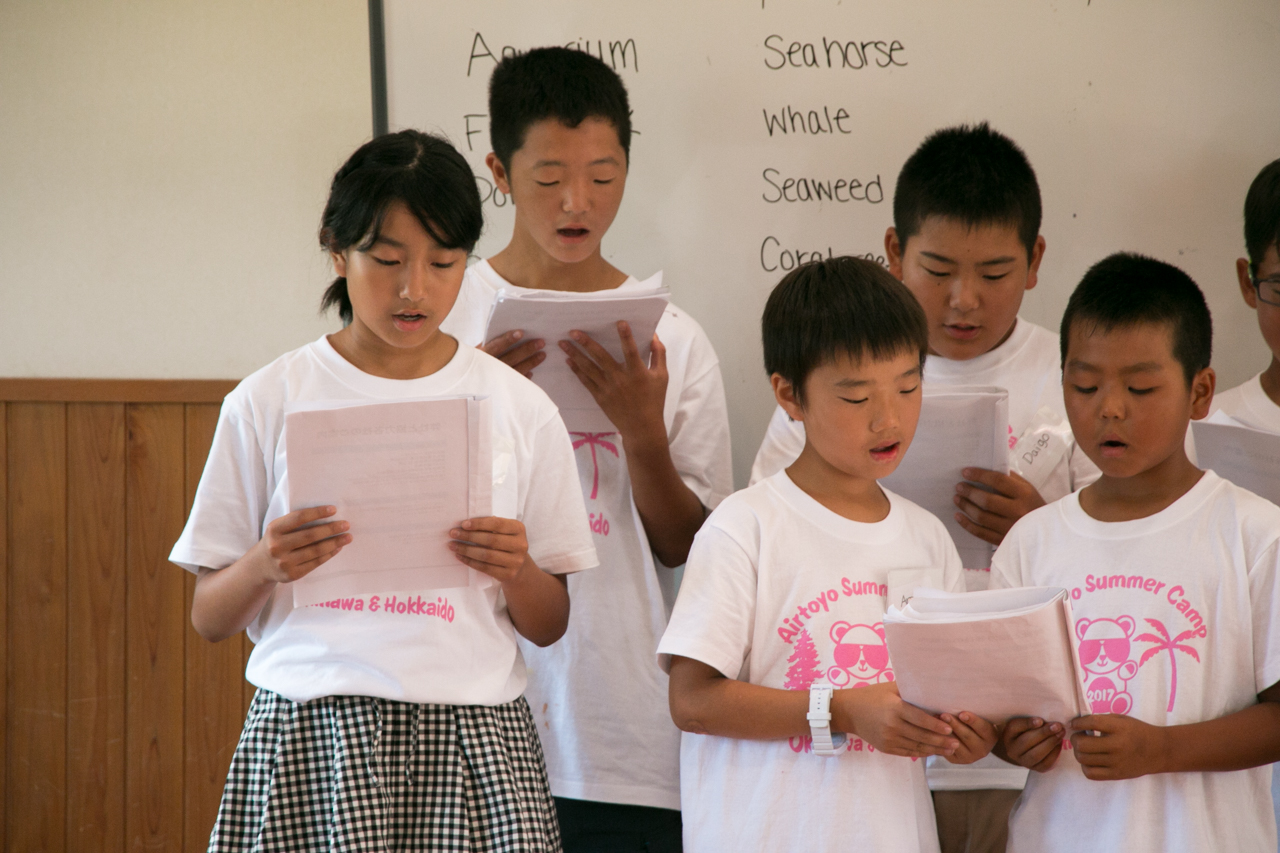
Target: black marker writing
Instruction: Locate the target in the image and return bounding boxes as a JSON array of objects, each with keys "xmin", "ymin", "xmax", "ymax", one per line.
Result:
[
  {"xmin": 469, "ymin": 32, "xmax": 639, "ymax": 76},
  {"xmin": 761, "ymin": 168, "xmax": 884, "ymax": 204},
  {"xmin": 763, "ymin": 35, "xmax": 906, "ymax": 70}
]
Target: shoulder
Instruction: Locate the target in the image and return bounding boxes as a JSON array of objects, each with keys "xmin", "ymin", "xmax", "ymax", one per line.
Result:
[
  {"xmin": 699, "ymin": 478, "xmax": 785, "ymax": 546},
  {"xmin": 1202, "ymin": 473, "xmax": 1280, "ymax": 553},
  {"xmin": 222, "ymin": 341, "xmax": 323, "ymax": 418},
  {"xmin": 466, "ymin": 348, "xmax": 561, "ymax": 427},
  {"xmin": 884, "ymin": 489, "xmax": 962, "ymax": 549}
]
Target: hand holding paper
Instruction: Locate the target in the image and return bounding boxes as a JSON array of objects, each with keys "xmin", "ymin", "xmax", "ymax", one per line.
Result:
[
  {"xmin": 257, "ymin": 505, "xmax": 352, "ymax": 583},
  {"xmin": 483, "ymin": 328, "xmax": 546, "ymax": 378},
  {"xmin": 561, "ymin": 321, "xmax": 669, "ymax": 440},
  {"xmin": 836, "ymin": 681, "xmax": 961, "ymax": 759},
  {"xmin": 953, "ymin": 467, "xmax": 1047, "ymax": 546}
]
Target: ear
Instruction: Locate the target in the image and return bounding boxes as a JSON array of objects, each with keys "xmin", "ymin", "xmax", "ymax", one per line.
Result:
[
  {"xmin": 330, "ymin": 250, "xmax": 348, "ymax": 278},
  {"xmin": 1116, "ymin": 616, "xmax": 1136, "ymax": 637},
  {"xmin": 485, "ymin": 152, "xmax": 512, "ymax": 197},
  {"xmin": 1237, "ymin": 257, "xmax": 1259, "ymax": 310},
  {"xmin": 1076, "ymin": 618, "xmax": 1091, "ymax": 640},
  {"xmin": 771, "ymin": 372, "xmax": 806, "ymax": 423},
  {"xmin": 1189, "ymin": 366, "xmax": 1216, "ymax": 421},
  {"xmin": 884, "ymin": 227, "xmax": 904, "ymax": 281},
  {"xmin": 1024, "ymin": 235, "xmax": 1047, "ymax": 292}
]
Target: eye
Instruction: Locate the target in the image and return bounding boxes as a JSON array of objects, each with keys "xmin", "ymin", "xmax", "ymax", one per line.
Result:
[
  {"xmin": 431, "ymin": 260, "xmax": 458, "ymax": 269},
  {"xmin": 1071, "ymin": 385, "xmax": 1098, "ymax": 394},
  {"xmin": 982, "ymin": 272, "xmax": 1010, "ymax": 281},
  {"xmin": 922, "ymin": 266, "xmax": 948, "ymax": 278},
  {"xmin": 839, "ymin": 396, "xmax": 869, "ymax": 405},
  {"xmin": 370, "ymin": 255, "xmax": 399, "ymax": 267},
  {"xmin": 899, "ymin": 384, "xmax": 920, "ymax": 395},
  {"xmin": 1129, "ymin": 386, "xmax": 1156, "ymax": 395},
  {"xmin": 535, "ymin": 180, "xmax": 559, "ymax": 187},
  {"xmin": 593, "ymin": 178, "xmax": 615, "ymax": 185}
]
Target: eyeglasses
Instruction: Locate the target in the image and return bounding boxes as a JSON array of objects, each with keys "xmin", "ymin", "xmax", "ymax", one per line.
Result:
[{"xmin": 1254, "ymin": 275, "xmax": 1280, "ymax": 307}]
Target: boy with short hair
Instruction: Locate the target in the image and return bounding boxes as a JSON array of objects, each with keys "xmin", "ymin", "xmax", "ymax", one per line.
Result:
[
  {"xmin": 659, "ymin": 257, "xmax": 994, "ymax": 853},
  {"xmin": 752, "ymin": 123, "xmax": 1098, "ymax": 852},
  {"xmin": 440, "ymin": 47, "xmax": 733, "ymax": 850},
  {"xmin": 992, "ymin": 252, "xmax": 1280, "ymax": 853}
]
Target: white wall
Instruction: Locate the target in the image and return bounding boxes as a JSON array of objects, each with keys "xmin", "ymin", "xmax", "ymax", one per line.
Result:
[{"xmin": 0, "ymin": 0, "xmax": 371, "ymax": 379}]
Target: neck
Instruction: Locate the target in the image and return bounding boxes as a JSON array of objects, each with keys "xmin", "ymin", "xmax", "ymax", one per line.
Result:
[
  {"xmin": 785, "ymin": 444, "xmax": 890, "ymax": 523},
  {"xmin": 1260, "ymin": 355, "xmax": 1280, "ymax": 408},
  {"xmin": 1078, "ymin": 450, "xmax": 1204, "ymax": 523},
  {"xmin": 488, "ymin": 227, "xmax": 627, "ymax": 293},
  {"xmin": 326, "ymin": 324, "xmax": 458, "ymax": 381}
]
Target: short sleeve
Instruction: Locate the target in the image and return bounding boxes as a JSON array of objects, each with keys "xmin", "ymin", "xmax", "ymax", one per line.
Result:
[
  {"xmin": 520, "ymin": 411, "xmax": 599, "ymax": 575},
  {"xmin": 1248, "ymin": 536, "xmax": 1280, "ymax": 693},
  {"xmin": 667, "ymin": 337, "xmax": 733, "ymax": 511},
  {"xmin": 169, "ymin": 398, "xmax": 270, "ymax": 573},
  {"xmin": 657, "ymin": 522, "xmax": 758, "ymax": 678},
  {"xmin": 749, "ymin": 405, "xmax": 806, "ymax": 486}
]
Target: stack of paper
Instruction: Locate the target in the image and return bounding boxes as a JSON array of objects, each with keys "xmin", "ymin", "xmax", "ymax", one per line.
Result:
[
  {"xmin": 882, "ymin": 386, "xmax": 1010, "ymax": 569},
  {"xmin": 484, "ymin": 273, "xmax": 669, "ymax": 431},
  {"xmin": 284, "ymin": 396, "xmax": 492, "ymax": 607},
  {"xmin": 1191, "ymin": 412, "xmax": 1280, "ymax": 505},
  {"xmin": 883, "ymin": 586, "xmax": 1089, "ymax": 725}
]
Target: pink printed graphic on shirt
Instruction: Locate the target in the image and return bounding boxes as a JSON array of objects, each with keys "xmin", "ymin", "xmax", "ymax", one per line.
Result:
[
  {"xmin": 1076, "ymin": 616, "xmax": 1139, "ymax": 714},
  {"xmin": 826, "ymin": 622, "xmax": 893, "ymax": 688},
  {"xmin": 570, "ymin": 432, "xmax": 618, "ymax": 500},
  {"xmin": 784, "ymin": 628, "xmax": 824, "ymax": 690},
  {"xmin": 1136, "ymin": 618, "xmax": 1201, "ymax": 713}
]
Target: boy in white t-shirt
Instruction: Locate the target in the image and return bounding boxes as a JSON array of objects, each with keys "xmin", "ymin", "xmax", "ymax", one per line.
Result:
[
  {"xmin": 439, "ymin": 48, "xmax": 733, "ymax": 850},
  {"xmin": 751, "ymin": 123, "xmax": 1099, "ymax": 853},
  {"xmin": 1217, "ymin": 158, "xmax": 1280, "ymax": 433},
  {"xmin": 659, "ymin": 257, "xmax": 998, "ymax": 853},
  {"xmin": 992, "ymin": 253, "xmax": 1280, "ymax": 853}
]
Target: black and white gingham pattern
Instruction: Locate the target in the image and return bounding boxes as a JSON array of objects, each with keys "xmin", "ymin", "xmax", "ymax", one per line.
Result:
[{"xmin": 209, "ymin": 691, "xmax": 562, "ymax": 852}]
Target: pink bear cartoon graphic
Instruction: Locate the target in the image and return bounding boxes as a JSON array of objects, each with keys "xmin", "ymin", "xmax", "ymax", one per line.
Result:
[
  {"xmin": 826, "ymin": 622, "xmax": 893, "ymax": 688},
  {"xmin": 1076, "ymin": 616, "xmax": 1139, "ymax": 714}
]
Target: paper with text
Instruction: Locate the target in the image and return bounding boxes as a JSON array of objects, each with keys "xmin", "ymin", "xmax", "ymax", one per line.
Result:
[
  {"xmin": 1191, "ymin": 413, "xmax": 1280, "ymax": 506},
  {"xmin": 484, "ymin": 274, "xmax": 669, "ymax": 431},
  {"xmin": 884, "ymin": 586, "xmax": 1090, "ymax": 726},
  {"xmin": 284, "ymin": 396, "xmax": 492, "ymax": 607},
  {"xmin": 882, "ymin": 386, "xmax": 1010, "ymax": 569}
]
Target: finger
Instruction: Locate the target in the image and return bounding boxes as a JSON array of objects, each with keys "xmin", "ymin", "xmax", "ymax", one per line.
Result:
[
  {"xmin": 1001, "ymin": 717, "xmax": 1039, "ymax": 741},
  {"xmin": 275, "ymin": 520, "xmax": 350, "ymax": 553},
  {"xmin": 449, "ymin": 528, "xmax": 522, "ymax": 552},
  {"xmin": 496, "ymin": 338, "xmax": 545, "ymax": 366},
  {"xmin": 955, "ymin": 483, "xmax": 1019, "ymax": 517},
  {"xmin": 900, "ymin": 703, "xmax": 956, "ymax": 737},
  {"xmin": 460, "ymin": 517, "xmax": 522, "ymax": 535},
  {"xmin": 959, "ymin": 467, "xmax": 1015, "ymax": 491},
  {"xmin": 449, "ymin": 541, "xmax": 523, "ymax": 569},
  {"xmin": 649, "ymin": 333, "xmax": 666, "ymax": 373},
  {"xmin": 1070, "ymin": 715, "xmax": 1111, "ymax": 734},
  {"xmin": 1017, "ymin": 732, "xmax": 1065, "ymax": 768},
  {"xmin": 482, "ymin": 329, "xmax": 529, "ymax": 357},
  {"xmin": 508, "ymin": 349, "xmax": 547, "ymax": 377},
  {"xmin": 954, "ymin": 510, "xmax": 1005, "ymax": 546},
  {"xmin": 564, "ymin": 348, "xmax": 605, "ymax": 393},
  {"xmin": 289, "ymin": 543, "xmax": 346, "ymax": 579},
  {"xmin": 561, "ymin": 340, "xmax": 607, "ymax": 386},
  {"xmin": 950, "ymin": 712, "xmax": 998, "ymax": 744},
  {"xmin": 275, "ymin": 505, "xmax": 338, "ymax": 533},
  {"xmin": 615, "ymin": 321, "xmax": 646, "ymax": 371},
  {"xmin": 285, "ymin": 533, "xmax": 352, "ymax": 573},
  {"xmin": 567, "ymin": 331, "xmax": 620, "ymax": 371}
]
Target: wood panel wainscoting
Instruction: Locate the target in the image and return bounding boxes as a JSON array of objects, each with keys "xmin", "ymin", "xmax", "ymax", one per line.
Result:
[{"xmin": 0, "ymin": 378, "xmax": 252, "ymax": 853}]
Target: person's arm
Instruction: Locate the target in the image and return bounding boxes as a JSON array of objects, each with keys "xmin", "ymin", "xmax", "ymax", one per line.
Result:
[
  {"xmin": 449, "ymin": 516, "xmax": 570, "ymax": 646},
  {"xmin": 953, "ymin": 467, "xmax": 1047, "ymax": 546},
  {"xmin": 1068, "ymin": 681, "xmax": 1280, "ymax": 780},
  {"xmin": 562, "ymin": 322, "xmax": 707, "ymax": 567},
  {"xmin": 667, "ymin": 655, "xmax": 961, "ymax": 758},
  {"xmin": 192, "ymin": 505, "xmax": 352, "ymax": 642}
]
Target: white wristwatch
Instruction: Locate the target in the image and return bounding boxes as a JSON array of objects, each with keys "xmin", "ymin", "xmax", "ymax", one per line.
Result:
[{"xmin": 807, "ymin": 681, "xmax": 847, "ymax": 756}]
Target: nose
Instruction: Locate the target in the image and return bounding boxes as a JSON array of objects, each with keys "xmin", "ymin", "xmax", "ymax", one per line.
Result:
[
  {"xmin": 562, "ymin": 176, "xmax": 590, "ymax": 215},
  {"xmin": 869, "ymin": 395, "xmax": 901, "ymax": 433},
  {"xmin": 947, "ymin": 273, "xmax": 980, "ymax": 313},
  {"xmin": 398, "ymin": 259, "xmax": 431, "ymax": 301},
  {"xmin": 1098, "ymin": 383, "xmax": 1126, "ymax": 420}
]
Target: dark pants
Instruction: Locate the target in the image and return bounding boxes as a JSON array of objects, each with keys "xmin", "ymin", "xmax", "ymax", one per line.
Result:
[{"xmin": 555, "ymin": 797, "xmax": 683, "ymax": 853}]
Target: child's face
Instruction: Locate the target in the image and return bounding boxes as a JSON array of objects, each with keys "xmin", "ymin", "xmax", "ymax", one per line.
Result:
[
  {"xmin": 1236, "ymin": 243, "xmax": 1280, "ymax": 363},
  {"xmin": 776, "ymin": 349, "xmax": 924, "ymax": 483},
  {"xmin": 488, "ymin": 117, "xmax": 627, "ymax": 266},
  {"xmin": 886, "ymin": 216, "xmax": 1045, "ymax": 361},
  {"xmin": 330, "ymin": 201, "xmax": 468, "ymax": 352},
  {"xmin": 1063, "ymin": 320, "xmax": 1213, "ymax": 480}
]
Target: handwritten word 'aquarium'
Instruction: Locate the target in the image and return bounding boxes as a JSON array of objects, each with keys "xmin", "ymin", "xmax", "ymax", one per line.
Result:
[
  {"xmin": 468, "ymin": 32, "xmax": 638, "ymax": 76},
  {"xmin": 761, "ymin": 168, "xmax": 884, "ymax": 204},
  {"xmin": 763, "ymin": 35, "xmax": 906, "ymax": 70}
]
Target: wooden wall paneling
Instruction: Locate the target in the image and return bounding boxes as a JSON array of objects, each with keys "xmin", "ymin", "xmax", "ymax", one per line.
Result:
[
  {"xmin": 125, "ymin": 404, "xmax": 186, "ymax": 852},
  {"xmin": 0, "ymin": 403, "xmax": 8, "ymax": 853},
  {"xmin": 6, "ymin": 403, "xmax": 68, "ymax": 853},
  {"xmin": 66, "ymin": 404, "xmax": 127, "ymax": 852},
  {"xmin": 182, "ymin": 403, "xmax": 243, "ymax": 853}
]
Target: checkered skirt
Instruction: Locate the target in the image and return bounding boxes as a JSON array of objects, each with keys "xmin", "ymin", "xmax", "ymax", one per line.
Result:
[{"xmin": 209, "ymin": 690, "xmax": 562, "ymax": 852}]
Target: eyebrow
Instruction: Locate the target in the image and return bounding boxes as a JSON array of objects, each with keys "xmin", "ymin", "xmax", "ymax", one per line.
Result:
[
  {"xmin": 532, "ymin": 157, "xmax": 621, "ymax": 168},
  {"xmin": 369, "ymin": 235, "xmax": 405, "ymax": 249},
  {"xmin": 1065, "ymin": 360, "xmax": 1164, "ymax": 374},
  {"xmin": 919, "ymin": 251, "xmax": 1017, "ymax": 267},
  {"xmin": 833, "ymin": 366, "xmax": 920, "ymax": 388}
]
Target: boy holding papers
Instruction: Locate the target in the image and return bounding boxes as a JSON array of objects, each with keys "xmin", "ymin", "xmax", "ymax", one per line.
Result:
[
  {"xmin": 991, "ymin": 253, "xmax": 1280, "ymax": 853},
  {"xmin": 659, "ymin": 257, "xmax": 994, "ymax": 853},
  {"xmin": 440, "ymin": 47, "xmax": 733, "ymax": 849},
  {"xmin": 750, "ymin": 123, "xmax": 1097, "ymax": 852}
]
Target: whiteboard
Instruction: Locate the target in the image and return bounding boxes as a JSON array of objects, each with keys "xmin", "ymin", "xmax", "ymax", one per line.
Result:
[{"xmin": 382, "ymin": 0, "xmax": 1280, "ymax": 486}]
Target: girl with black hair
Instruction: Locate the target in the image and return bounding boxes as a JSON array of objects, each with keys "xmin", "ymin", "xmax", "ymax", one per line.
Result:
[{"xmin": 171, "ymin": 129, "xmax": 596, "ymax": 852}]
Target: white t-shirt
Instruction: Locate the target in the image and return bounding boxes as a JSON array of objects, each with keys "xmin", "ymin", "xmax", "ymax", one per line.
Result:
[
  {"xmin": 657, "ymin": 472, "xmax": 964, "ymax": 853},
  {"xmin": 990, "ymin": 471, "xmax": 1280, "ymax": 853},
  {"xmin": 441, "ymin": 260, "xmax": 734, "ymax": 810},
  {"xmin": 169, "ymin": 336, "xmax": 598, "ymax": 707},
  {"xmin": 1215, "ymin": 372, "xmax": 1280, "ymax": 433}
]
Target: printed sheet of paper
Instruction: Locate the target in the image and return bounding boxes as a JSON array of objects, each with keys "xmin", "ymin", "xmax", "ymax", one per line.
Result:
[
  {"xmin": 884, "ymin": 586, "xmax": 1090, "ymax": 726},
  {"xmin": 484, "ymin": 273, "xmax": 669, "ymax": 431},
  {"xmin": 1191, "ymin": 413, "xmax": 1280, "ymax": 505},
  {"xmin": 882, "ymin": 386, "xmax": 1010, "ymax": 569},
  {"xmin": 284, "ymin": 396, "xmax": 492, "ymax": 607}
]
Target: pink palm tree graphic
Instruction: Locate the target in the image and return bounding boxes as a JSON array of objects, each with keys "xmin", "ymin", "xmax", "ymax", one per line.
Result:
[
  {"xmin": 570, "ymin": 432, "xmax": 619, "ymax": 500},
  {"xmin": 1136, "ymin": 618, "xmax": 1201, "ymax": 713}
]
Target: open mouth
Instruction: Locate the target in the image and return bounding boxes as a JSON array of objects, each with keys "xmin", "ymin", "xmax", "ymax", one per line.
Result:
[
  {"xmin": 557, "ymin": 227, "xmax": 589, "ymax": 240},
  {"xmin": 870, "ymin": 441, "xmax": 901, "ymax": 462},
  {"xmin": 393, "ymin": 312, "xmax": 427, "ymax": 330},
  {"xmin": 944, "ymin": 323, "xmax": 981, "ymax": 340},
  {"xmin": 1100, "ymin": 438, "xmax": 1128, "ymax": 457}
]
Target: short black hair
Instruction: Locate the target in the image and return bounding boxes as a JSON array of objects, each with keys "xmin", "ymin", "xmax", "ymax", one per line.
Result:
[
  {"xmin": 319, "ymin": 129, "xmax": 483, "ymax": 325},
  {"xmin": 1060, "ymin": 252, "xmax": 1212, "ymax": 386},
  {"xmin": 488, "ymin": 47, "xmax": 632, "ymax": 171},
  {"xmin": 763, "ymin": 256, "xmax": 928, "ymax": 404},
  {"xmin": 893, "ymin": 123, "xmax": 1042, "ymax": 260},
  {"xmin": 1244, "ymin": 158, "xmax": 1280, "ymax": 275}
]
